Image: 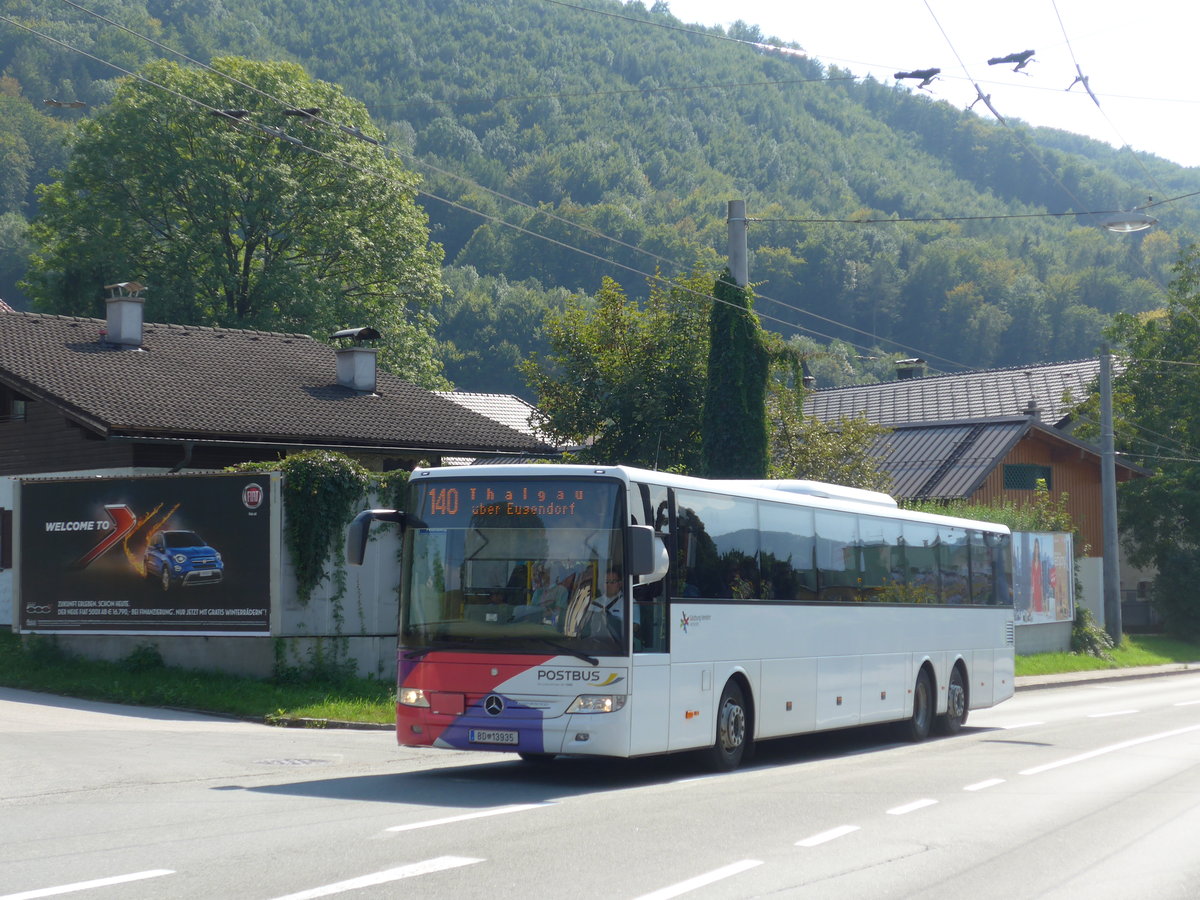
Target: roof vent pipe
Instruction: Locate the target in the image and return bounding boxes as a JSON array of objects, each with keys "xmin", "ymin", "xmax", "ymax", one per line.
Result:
[{"xmin": 104, "ymin": 281, "xmax": 145, "ymax": 348}]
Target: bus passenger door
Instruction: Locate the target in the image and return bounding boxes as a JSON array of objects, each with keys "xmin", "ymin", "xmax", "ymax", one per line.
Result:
[{"xmin": 629, "ymin": 652, "xmax": 670, "ymax": 755}]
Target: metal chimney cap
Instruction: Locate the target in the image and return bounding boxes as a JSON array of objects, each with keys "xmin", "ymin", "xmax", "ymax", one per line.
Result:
[
  {"xmin": 104, "ymin": 281, "xmax": 146, "ymax": 297},
  {"xmin": 330, "ymin": 326, "xmax": 381, "ymax": 344}
]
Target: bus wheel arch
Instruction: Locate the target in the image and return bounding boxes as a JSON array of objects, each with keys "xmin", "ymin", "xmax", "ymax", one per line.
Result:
[
  {"xmin": 935, "ymin": 660, "xmax": 970, "ymax": 735},
  {"xmin": 704, "ymin": 675, "xmax": 754, "ymax": 771}
]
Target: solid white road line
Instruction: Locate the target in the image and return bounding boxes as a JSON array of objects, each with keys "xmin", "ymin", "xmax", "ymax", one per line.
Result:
[
  {"xmin": 1087, "ymin": 710, "xmax": 1138, "ymax": 718},
  {"xmin": 886, "ymin": 798, "xmax": 938, "ymax": 815},
  {"xmin": 963, "ymin": 778, "xmax": 1006, "ymax": 792},
  {"xmin": 796, "ymin": 825, "xmax": 861, "ymax": 847},
  {"xmin": 1019, "ymin": 723, "xmax": 1200, "ymax": 776},
  {"xmin": 268, "ymin": 857, "xmax": 483, "ymax": 900},
  {"xmin": 0, "ymin": 870, "xmax": 174, "ymax": 900},
  {"xmin": 633, "ymin": 860, "xmax": 763, "ymax": 900},
  {"xmin": 386, "ymin": 802, "xmax": 552, "ymax": 832}
]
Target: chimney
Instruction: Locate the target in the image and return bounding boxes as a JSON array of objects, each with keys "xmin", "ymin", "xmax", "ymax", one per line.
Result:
[
  {"xmin": 895, "ymin": 358, "xmax": 926, "ymax": 380},
  {"xmin": 331, "ymin": 326, "xmax": 381, "ymax": 393},
  {"xmin": 801, "ymin": 358, "xmax": 816, "ymax": 390},
  {"xmin": 1022, "ymin": 398, "xmax": 1042, "ymax": 420},
  {"xmin": 104, "ymin": 281, "xmax": 145, "ymax": 347}
]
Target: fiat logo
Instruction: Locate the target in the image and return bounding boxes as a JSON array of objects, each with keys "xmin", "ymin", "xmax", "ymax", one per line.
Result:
[
  {"xmin": 242, "ymin": 482, "xmax": 264, "ymax": 510},
  {"xmin": 483, "ymin": 695, "xmax": 505, "ymax": 716}
]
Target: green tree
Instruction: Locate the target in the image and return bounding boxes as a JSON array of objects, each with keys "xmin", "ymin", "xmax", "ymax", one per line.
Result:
[
  {"xmin": 435, "ymin": 266, "xmax": 576, "ymax": 398},
  {"xmin": 702, "ymin": 271, "xmax": 769, "ymax": 478},
  {"xmin": 25, "ymin": 57, "xmax": 447, "ymax": 387},
  {"xmin": 520, "ymin": 271, "xmax": 711, "ymax": 469},
  {"xmin": 1107, "ymin": 245, "xmax": 1200, "ymax": 638},
  {"xmin": 766, "ymin": 338, "xmax": 892, "ymax": 490}
]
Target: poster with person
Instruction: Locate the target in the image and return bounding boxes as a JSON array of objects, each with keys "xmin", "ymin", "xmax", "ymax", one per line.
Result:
[{"xmin": 1012, "ymin": 531, "xmax": 1074, "ymax": 625}]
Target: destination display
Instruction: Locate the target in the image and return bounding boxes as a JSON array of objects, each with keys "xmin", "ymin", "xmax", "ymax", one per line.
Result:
[{"xmin": 414, "ymin": 479, "xmax": 620, "ymax": 529}]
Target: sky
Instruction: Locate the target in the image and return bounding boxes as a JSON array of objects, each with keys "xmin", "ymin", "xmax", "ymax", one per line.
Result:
[{"xmin": 663, "ymin": 0, "xmax": 1199, "ymax": 170}]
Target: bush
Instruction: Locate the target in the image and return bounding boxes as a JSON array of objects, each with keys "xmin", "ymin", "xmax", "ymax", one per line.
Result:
[
  {"xmin": 119, "ymin": 643, "xmax": 166, "ymax": 673},
  {"xmin": 1071, "ymin": 605, "xmax": 1115, "ymax": 660}
]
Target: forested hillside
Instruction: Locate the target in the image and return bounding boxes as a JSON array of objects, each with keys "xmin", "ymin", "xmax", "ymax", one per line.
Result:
[{"xmin": 3, "ymin": 0, "xmax": 1199, "ymax": 391}]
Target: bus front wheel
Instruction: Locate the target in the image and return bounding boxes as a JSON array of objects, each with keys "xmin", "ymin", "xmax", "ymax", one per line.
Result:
[
  {"xmin": 900, "ymin": 668, "xmax": 934, "ymax": 742},
  {"xmin": 704, "ymin": 680, "xmax": 750, "ymax": 771}
]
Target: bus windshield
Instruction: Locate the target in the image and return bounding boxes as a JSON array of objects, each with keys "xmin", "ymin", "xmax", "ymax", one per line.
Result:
[{"xmin": 401, "ymin": 477, "xmax": 627, "ymax": 657}]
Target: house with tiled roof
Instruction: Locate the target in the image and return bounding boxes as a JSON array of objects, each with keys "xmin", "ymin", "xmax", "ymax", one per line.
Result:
[
  {"xmin": 804, "ymin": 358, "xmax": 1147, "ymax": 552},
  {"xmin": 806, "ymin": 359, "xmax": 1152, "ymax": 636}
]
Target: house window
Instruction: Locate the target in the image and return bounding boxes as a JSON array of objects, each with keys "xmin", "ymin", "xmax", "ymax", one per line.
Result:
[
  {"xmin": 1, "ymin": 386, "xmax": 27, "ymax": 422},
  {"xmin": 1004, "ymin": 464, "xmax": 1052, "ymax": 491}
]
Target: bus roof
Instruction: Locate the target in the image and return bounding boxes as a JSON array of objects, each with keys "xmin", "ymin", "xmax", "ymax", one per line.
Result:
[{"xmin": 410, "ymin": 464, "xmax": 1010, "ymax": 534}]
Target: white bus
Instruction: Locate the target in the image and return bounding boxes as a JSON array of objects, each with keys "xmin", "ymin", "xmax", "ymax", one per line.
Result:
[{"xmin": 347, "ymin": 464, "xmax": 1014, "ymax": 770}]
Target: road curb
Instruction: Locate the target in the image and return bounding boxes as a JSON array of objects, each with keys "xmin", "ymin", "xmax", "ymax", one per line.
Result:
[
  {"xmin": 1015, "ymin": 662, "xmax": 1200, "ymax": 691},
  {"xmin": 263, "ymin": 716, "xmax": 393, "ymax": 730}
]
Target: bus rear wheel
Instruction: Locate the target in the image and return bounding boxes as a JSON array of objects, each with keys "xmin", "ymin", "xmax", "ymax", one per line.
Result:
[
  {"xmin": 936, "ymin": 665, "xmax": 969, "ymax": 735},
  {"xmin": 704, "ymin": 680, "xmax": 750, "ymax": 771},
  {"xmin": 900, "ymin": 668, "xmax": 934, "ymax": 742}
]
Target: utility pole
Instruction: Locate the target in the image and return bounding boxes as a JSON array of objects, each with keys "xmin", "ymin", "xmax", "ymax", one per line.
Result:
[
  {"xmin": 1100, "ymin": 346, "xmax": 1122, "ymax": 643},
  {"xmin": 727, "ymin": 200, "xmax": 748, "ymax": 287}
]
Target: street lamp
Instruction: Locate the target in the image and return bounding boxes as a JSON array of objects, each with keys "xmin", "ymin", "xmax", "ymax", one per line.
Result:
[{"xmin": 1100, "ymin": 211, "xmax": 1158, "ymax": 233}]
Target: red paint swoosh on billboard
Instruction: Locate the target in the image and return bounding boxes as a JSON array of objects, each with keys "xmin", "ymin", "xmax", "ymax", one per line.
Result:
[{"xmin": 71, "ymin": 504, "xmax": 137, "ymax": 569}]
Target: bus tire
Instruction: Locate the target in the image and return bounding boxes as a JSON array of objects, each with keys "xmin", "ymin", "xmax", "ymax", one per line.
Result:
[
  {"xmin": 935, "ymin": 664, "xmax": 969, "ymax": 735},
  {"xmin": 900, "ymin": 668, "xmax": 934, "ymax": 742},
  {"xmin": 704, "ymin": 679, "xmax": 750, "ymax": 771}
]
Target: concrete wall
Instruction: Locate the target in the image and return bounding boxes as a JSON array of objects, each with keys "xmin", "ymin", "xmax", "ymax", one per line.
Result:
[
  {"xmin": 1015, "ymin": 621, "xmax": 1072, "ymax": 655},
  {"xmin": 1077, "ymin": 557, "xmax": 1104, "ymax": 630}
]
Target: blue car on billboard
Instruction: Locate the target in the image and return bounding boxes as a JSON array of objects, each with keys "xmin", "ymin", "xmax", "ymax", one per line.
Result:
[{"xmin": 144, "ymin": 530, "xmax": 224, "ymax": 590}]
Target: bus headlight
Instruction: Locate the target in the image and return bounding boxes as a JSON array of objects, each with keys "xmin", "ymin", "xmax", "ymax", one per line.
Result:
[
  {"xmin": 398, "ymin": 687, "xmax": 429, "ymax": 708},
  {"xmin": 566, "ymin": 694, "xmax": 626, "ymax": 714}
]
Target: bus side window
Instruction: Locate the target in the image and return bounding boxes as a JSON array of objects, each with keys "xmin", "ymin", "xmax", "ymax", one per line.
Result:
[{"xmin": 760, "ymin": 501, "xmax": 816, "ymax": 600}]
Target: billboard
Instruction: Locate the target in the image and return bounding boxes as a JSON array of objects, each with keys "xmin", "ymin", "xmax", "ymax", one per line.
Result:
[
  {"xmin": 1013, "ymin": 531, "xmax": 1074, "ymax": 625},
  {"xmin": 18, "ymin": 473, "xmax": 272, "ymax": 635}
]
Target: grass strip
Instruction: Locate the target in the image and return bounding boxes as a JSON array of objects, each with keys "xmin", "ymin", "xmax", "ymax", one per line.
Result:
[{"xmin": 0, "ymin": 631, "xmax": 395, "ymax": 724}]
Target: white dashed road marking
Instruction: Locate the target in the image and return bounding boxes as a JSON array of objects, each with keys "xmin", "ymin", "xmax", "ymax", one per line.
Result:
[
  {"xmin": 386, "ymin": 802, "xmax": 553, "ymax": 832},
  {"xmin": 797, "ymin": 825, "xmax": 861, "ymax": 847},
  {"xmin": 268, "ymin": 857, "xmax": 483, "ymax": 900},
  {"xmin": 633, "ymin": 859, "xmax": 764, "ymax": 900},
  {"xmin": 0, "ymin": 870, "xmax": 174, "ymax": 900}
]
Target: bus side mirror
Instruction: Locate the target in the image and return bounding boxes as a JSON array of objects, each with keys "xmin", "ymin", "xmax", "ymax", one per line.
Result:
[
  {"xmin": 346, "ymin": 508, "xmax": 406, "ymax": 565},
  {"xmin": 629, "ymin": 524, "xmax": 669, "ymax": 582}
]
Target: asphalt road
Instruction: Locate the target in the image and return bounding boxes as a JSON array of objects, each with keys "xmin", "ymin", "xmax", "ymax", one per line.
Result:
[{"xmin": 2, "ymin": 668, "xmax": 1199, "ymax": 899}]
